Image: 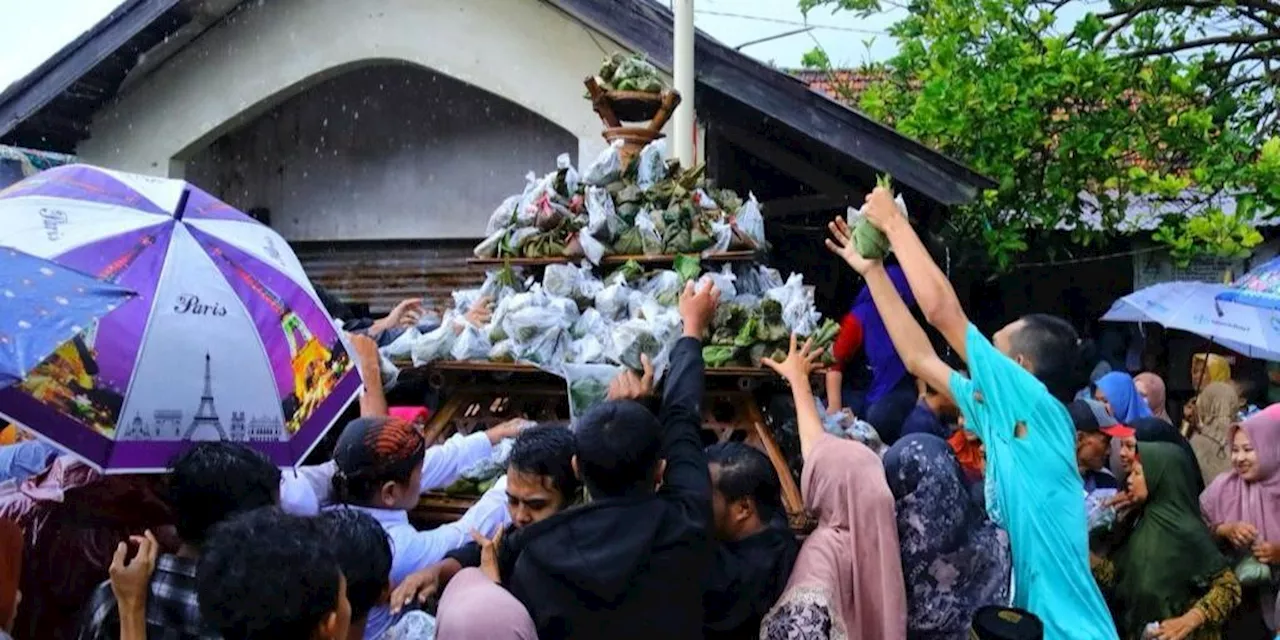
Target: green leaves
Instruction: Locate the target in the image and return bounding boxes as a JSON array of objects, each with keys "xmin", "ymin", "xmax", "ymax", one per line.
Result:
[{"xmin": 802, "ymin": 0, "xmax": 1274, "ymax": 271}]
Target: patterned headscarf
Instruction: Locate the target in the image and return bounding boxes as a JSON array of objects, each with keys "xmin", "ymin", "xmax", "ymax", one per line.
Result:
[{"xmin": 883, "ymin": 434, "xmax": 1011, "ymax": 639}]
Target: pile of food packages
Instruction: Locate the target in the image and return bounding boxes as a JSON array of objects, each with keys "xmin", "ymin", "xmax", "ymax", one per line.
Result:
[
  {"xmin": 403, "ymin": 253, "xmax": 836, "ymax": 419},
  {"xmin": 473, "ymin": 139, "xmax": 768, "ymax": 264}
]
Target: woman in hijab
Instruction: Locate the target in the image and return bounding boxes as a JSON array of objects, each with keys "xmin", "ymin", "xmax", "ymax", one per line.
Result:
[
  {"xmin": 1189, "ymin": 382, "xmax": 1242, "ymax": 486},
  {"xmin": 1134, "ymin": 373, "xmax": 1173, "ymax": 423},
  {"xmin": 435, "ymin": 567, "xmax": 537, "ymax": 640},
  {"xmin": 760, "ymin": 433, "xmax": 907, "ymax": 640},
  {"xmin": 1116, "ymin": 418, "xmax": 1202, "ymax": 491},
  {"xmin": 883, "ymin": 434, "xmax": 1011, "ymax": 639},
  {"xmin": 1192, "ymin": 354, "xmax": 1233, "ymax": 392},
  {"xmin": 1092, "ymin": 442, "xmax": 1240, "ymax": 640},
  {"xmin": 1095, "ymin": 372, "xmax": 1154, "ymax": 424},
  {"xmin": 1200, "ymin": 405, "xmax": 1280, "ymax": 639}
]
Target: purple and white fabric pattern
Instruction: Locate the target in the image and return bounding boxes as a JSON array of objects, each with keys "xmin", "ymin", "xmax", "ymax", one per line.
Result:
[{"xmin": 0, "ymin": 165, "xmax": 360, "ymax": 472}]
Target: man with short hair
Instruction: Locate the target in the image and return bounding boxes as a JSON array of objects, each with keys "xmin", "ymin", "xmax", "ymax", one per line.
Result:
[
  {"xmin": 703, "ymin": 442, "xmax": 798, "ymax": 640},
  {"xmin": 197, "ymin": 508, "xmax": 351, "ymax": 640},
  {"xmin": 1068, "ymin": 399, "xmax": 1133, "ymax": 492},
  {"xmin": 826, "ymin": 187, "xmax": 1118, "ymax": 640},
  {"xmin": 317, "ymin": 508, "xmax": 393, "ymax": 640},
  {"xmin": 495, "ymin": 280, "xmax": 720, "ymax": 640},
  {"xmin": 78, "ymin": 442, "xmax": 282, "ymax": 640},
  {"xmin": 389, "ymin": 424, "xmax": 580, "ymax": 611}
]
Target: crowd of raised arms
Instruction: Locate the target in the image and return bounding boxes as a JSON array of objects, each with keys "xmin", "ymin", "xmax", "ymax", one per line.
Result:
[{"xmin": 7, "ymin": 187, "xmax": 1280, "ymax": 640}]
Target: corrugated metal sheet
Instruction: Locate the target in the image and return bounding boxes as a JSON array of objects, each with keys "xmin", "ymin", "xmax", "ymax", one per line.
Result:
[{"xmin": 292, "ymin": 239, "xmax": 483, "ymax": 315}]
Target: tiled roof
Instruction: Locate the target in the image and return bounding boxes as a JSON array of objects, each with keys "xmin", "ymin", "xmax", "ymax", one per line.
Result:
[{"xmin": 786, "ymin": 69, "xmax": 886, "ymax": 104}]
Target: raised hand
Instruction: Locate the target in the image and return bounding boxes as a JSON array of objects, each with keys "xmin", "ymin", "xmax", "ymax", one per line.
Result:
[
  {"xmin": 389, "ymin": 564, "xmax": 443, "ymax": 615},
  {"xmin": 109, "ymin": 529, "xmax": 158, "ymax": 613},
  {"xmin": 762, "ymin": 333, "xmax": 822, "ymax": 384},
  {"xmin": 825, "ymin": 216, "xmax": 880, "ymax": 275},
  {"xmin": 679, "ymin": 279, "xmax": 720, "ymax": 339},
  {"xmin": 608, "ymin": 354, "xmax": 655, "ymax": 401},
  {"xmin": 470, "ymin": 526, "xmax": 505, "ymax": 583}
]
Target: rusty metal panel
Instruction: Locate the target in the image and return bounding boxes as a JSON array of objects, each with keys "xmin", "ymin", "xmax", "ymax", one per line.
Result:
[{"xmin": 292, "ymin": 239, "xmax": 484, "ymax": 315}]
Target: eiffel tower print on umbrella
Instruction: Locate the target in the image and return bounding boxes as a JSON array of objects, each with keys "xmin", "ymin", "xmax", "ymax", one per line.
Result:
[{"xmin": 0, "ymin": 164, "xmax": 361, "ymax": 473}]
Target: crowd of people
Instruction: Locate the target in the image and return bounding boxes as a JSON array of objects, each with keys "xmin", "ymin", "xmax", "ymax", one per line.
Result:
[{"xmin": 2, "ymin": 187, "xmax": 1280, "ymax": 640}]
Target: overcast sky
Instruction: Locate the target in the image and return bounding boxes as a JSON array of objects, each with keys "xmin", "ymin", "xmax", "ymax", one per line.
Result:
[{"xmin": 0, "ymin": 0, "xmax": 905, "ymax": 94}]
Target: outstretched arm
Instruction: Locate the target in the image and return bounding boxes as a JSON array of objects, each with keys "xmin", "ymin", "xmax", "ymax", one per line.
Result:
[
  {"xmin": 863, "ymin": 188, "xmax": 971, "ymax": 360},
  {"xmin": 763, "ymin": 335, "xmax": 826, "ymax": 460},
  {"xmin": 826, "ymin": 217, "xmax": 956, "ymax": 400}
]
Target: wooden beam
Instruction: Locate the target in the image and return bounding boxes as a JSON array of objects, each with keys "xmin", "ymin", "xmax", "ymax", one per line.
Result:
[
  {"xmin": 714, "ymin": 122, "xmax": 857, "ymax": 196},
  {"xmin": 763, "ymin": 194, "xmax": 856, "ymax": 218}
]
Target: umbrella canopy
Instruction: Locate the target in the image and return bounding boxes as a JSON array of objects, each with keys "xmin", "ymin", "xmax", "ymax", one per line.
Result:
[
  {"xmin": 1102, "ymin": 281, "xmax": 1280, "ymax": 361},
  {"xmin": 0, "ymin": 247, "xmax": 136, "ymax": 389},
  {"xmin": 0, "ymin": 164, "xmax": 361, "ymax": 472},
  {"xmin": 1216, "ymin": 255, "xmax": 1280, "ymax": 310}
]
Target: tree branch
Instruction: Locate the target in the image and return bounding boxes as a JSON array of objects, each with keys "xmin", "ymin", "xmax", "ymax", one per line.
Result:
[{"xmin": 1125, "ymin": 32, "xmax": 1280, "ymax": 58}]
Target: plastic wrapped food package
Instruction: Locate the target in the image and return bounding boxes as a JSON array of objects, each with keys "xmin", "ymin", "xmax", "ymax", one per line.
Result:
[
  {"xmin": 582, "ymin": 140, "xmax": 624, "ymax": 186},
  {"xmin": 1085, "ymin": 489, "xmax": 1119, "ymax": 532},
  {"xmin": 766, "ymin": 273, "xmax": 822, "ymax": 337},
  {"xmin": 635, "ymin": 139, "xmax": 668, "ymax": 191},
  {"xmin": 609, "ymin": 319, "xmax": 663, "ymax": 372},
  {"xmin": 450, "ymin": 324, "xmax": 493, "ymax": 362},
  {"xmin": 594, "ymin": 283, "xmax": 632, "ymax": 321},
  {"xmin": 564, "ymin": 363, "xmax": 624, "ymax": 423},
  {"xmin": 585, "ymin": 186, "xmax": 623, "ymax": 240},
  {"xmin": 698, "ymin": 264, "xmax": 738, "ymax": 300},
  {"xmin": 846, "ymin": 191, "xmax": 909, "ymax": 261},
  {"xmin": 474, "ymin": 228, "xmax": 506, "ymax": 258},
  {"xmin": 568, "ymin": 335, "xmax": 606, "ymax": 364},
  {"xmin": 461, "ymin": 436, "xmax": 520, "ymax": 481},
  {"xmin": 634, "ymin": 209, "xmax": 664, "ymax": 255},
  {"xmin": 380, "ymin": 326, "xmax": 420, "ymax": 360},
  {"xmin": 411, "ymin": 319, "xmax": 459, "ymax": 367},
  {"xmin": 641, "ymin": 270, "xmax": 684, "ymax": 307},
  {"xmin": 734, "ymin": 193, "xmax": 767, "ymax": 250},
  {"xmin": 486, "ymin": 194, "xmax": 521, "ymax": 236},
  {"xmin": 555, "ymin": 153, "xmax": 580, "ymax": 196}
]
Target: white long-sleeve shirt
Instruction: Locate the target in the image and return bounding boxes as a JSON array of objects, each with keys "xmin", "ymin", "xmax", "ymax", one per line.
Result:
[
  {"xmin": 359, "ymin": 475, "xmax": 509, "ymax": 638},
  {"xmin": 279, "ymin": 431, "xmax": 495, "ymax": 515}
]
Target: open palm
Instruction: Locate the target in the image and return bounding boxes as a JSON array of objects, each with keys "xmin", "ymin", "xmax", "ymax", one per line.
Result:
[{"xmin": 825, "ymin": 216, "xmax": 879, "ymax": 275}]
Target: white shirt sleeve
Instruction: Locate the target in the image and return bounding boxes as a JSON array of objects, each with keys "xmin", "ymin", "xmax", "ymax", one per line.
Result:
[
  {"xmin": 279, "ymin": 462, "xmax": 337, "ymax": 515},
  {"xmin": 419, "ymin": 431, "xmax": 494, "ymax": 492},
  {"xmin": 392, "ymin": 477, "xmax": 510, "ymax": 578}
]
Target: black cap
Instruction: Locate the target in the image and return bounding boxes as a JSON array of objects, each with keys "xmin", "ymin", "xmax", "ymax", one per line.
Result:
[{"xmin": 970, "ymin": 606, "xmax": 1044, "ymax": 640}]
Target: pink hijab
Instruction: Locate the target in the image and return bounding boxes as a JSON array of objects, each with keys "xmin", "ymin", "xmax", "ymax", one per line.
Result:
[
  {"xmin": 762, "ymin": 434, "xmax": 907, "ymax": 640},
  {"xmin": 436, "ymin": 568, "xmax": 536, "ymax": 640},
  {"xmin": 1201, "ymin": 404, "xmax": 1280, "ymax": 542},
  {"xmin": 1134, "ymin": 373, "xmax": 1172, "ymax": 423}
]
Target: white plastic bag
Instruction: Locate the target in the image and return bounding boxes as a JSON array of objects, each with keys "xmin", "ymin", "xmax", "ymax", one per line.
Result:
[
  {"xmin": 734, "ymin": 192, "xmax": 767, "ymax": 249},
  {"xmin": 698, "ymin": 264, "xmax": 737, "ymax": 300},
  {"xmin": 486, "ymin": 194, "xmax": 521, "ymax": 235},
  {"xmin": 586, "ymin": 186, "xmax": 623, "ymax": 240},
  {"xmin": 609, "ymin": 318, "xmax": 664, "ymax": 372},
  {"xmin": 563, "ymin": 363, "xmax": 624, "ymax": 423},
  {"xmin": 380, "ymin": 326, "xmax": 421, "ymax": 360},
  {"xmin": 544, "ymin": 264, "xmax": 585, "ymax": 301},
  {"xmin": 635, "ymin": 139, "xmax": 668, "ymax": 191},
  {"xmin": 594, "ymin": 283, "xmax": 632, "ymax": 321},
  {"xmin": 634, "ymin": 209, "xmax": 664, "ymax": 256},
  {"xmin": 411, "ymin": 320, "xmax": 458, "ymax": 366},
  {"xmin": 691, "ymin": 188, "xmax": 719, "ymax": 210},
  {"xmin": 474, "ymin": 228, "xmax": 506, "ymax": 258},
  {"xmin": 766, "ymin": 273, "xmax": 821, "ymax": 336},
  {"xmin": 571, "ymin": 307, "xmax": 610, "ymax": 342},
  {"xmin": 378, "ymin": 353, "xmax": 401, "ymax": 390},
  {"xmin": 582, "ymin": 140, "xmax": 625, "ymax": 186},
  {"xmin": 450, "ymin": 324, "xmax": 492, "ymax": 361},
  {"xmin": 516, "ymin": 172, "xmax": 555, "ymax": 227},
  {"xmin": 568, "ymin": 335, "xmax": 606, "ymax": 364},
  {"xmin": 641, "ymin": 270, "xmax": 684, "ymax": 307},
  {"xmin": 580, "ymin": 232, "xmax": 607, "ymax": 266},
  {"xmin": 556, "ymin": 153, "xmax": 580, "ymax": 195},
  {"xmin": 704, "ymin": 219, "xmax": 733, "ymax": 256},
  {"xmin": 503, "ymin": 305, "xmax": 570, "ymax": 370}
]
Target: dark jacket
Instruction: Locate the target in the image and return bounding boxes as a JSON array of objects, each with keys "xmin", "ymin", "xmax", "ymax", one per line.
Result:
[
  {"xmin": 703, "ymin": 518, "xmax": 798, "ymax": 640},
  {"xmin": 499, "ymin": 337, "xmax": 713, "ymax": 640}
]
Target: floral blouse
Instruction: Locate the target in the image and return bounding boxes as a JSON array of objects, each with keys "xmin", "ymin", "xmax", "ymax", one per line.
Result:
[{"xmin": 1091, "ymin": 558, "xmax": 1242, "ymax": 640}]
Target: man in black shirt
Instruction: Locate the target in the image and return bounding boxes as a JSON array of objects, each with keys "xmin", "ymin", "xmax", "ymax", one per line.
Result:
[
  {"xmin": 496, "ymin": 281, "xmax": 720, "ymax": 640},
  {"xmin": 703, "ymin": 442, "xmax": 798, "ymax": 640}
]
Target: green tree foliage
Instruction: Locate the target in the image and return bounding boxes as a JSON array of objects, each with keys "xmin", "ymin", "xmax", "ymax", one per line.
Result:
[{"xmin": 800, "ymin": 0, "xmax": 1279, "ymax": 268}]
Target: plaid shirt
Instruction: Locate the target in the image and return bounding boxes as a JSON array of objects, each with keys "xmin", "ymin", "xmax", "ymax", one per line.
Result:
[{"xmin": 78, "ymin": 554, "xmax": 220, "ymax": 640}]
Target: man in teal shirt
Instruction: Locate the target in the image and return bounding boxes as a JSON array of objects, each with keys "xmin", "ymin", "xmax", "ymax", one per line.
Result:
[{"xmin": 824, "ymin": 189, "xmax": 1117, "ymax": 640}]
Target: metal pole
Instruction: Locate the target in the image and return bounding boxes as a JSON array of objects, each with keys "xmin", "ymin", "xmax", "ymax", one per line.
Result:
[{"xmin": 673, "ymin": 0, "xmax": 695, "ymax": 166}]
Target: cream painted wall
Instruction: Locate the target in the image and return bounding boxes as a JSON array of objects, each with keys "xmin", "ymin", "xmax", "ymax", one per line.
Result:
[{"xmin": 77, "ymin": 0, "xmax": 643, "ymax": 176}]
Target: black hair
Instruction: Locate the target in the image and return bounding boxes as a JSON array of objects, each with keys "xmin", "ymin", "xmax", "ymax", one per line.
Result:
[
  {"xmin": 574, "ymin": 400, "xmax": 663, "ymax": 498},
  {"xmin": 508, "ymin": 425, "xmax": 580, "ymax": 503},
  {"xmin": 331, "ymin": 417, "xmax": 426, "ymax": 505},
  {"xmin": 319, "ymin": 508, "xmax": 391, "ymax": 623},
  {"xmin": 1009, "ymin": 314, "xmax": 1091, "ymax": 405},
  {"xmin": 197, "ymin": 507, "xmax": 342, "ymax": 639},
  {"xmin": 167, "ymin": 442, "xmax": 282, "ymax": 545},
  {"xmin": 705, "ymin": 442, "xmax": 783, "ymax": 522}
]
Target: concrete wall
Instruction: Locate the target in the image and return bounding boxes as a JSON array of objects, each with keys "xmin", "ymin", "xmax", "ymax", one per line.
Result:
[
  {"xmin": 77, "ymin": 0, "xmax": 639, "ymax": 177},
  {"xmin": 185, "ymin": 64, "xmax": 577, "ymax": 240}
]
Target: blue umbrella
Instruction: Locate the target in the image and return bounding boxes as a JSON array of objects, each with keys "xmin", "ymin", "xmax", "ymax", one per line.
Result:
[
  {"xmin": 0, "ymin": 247, "xmax": 136, "ymax": 388},
  {"xmin": 1212, "ymin": 256, "xmax": 1280, "ymax": 357}
]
